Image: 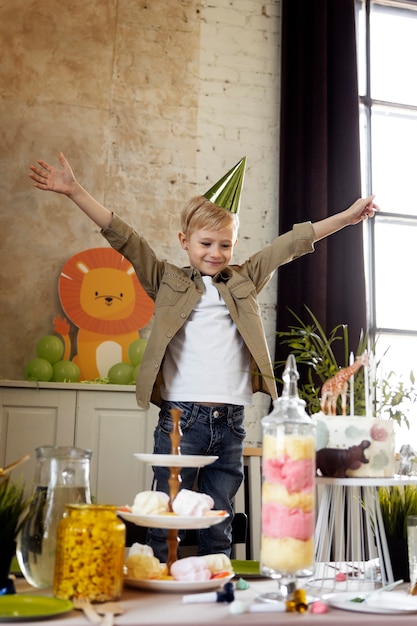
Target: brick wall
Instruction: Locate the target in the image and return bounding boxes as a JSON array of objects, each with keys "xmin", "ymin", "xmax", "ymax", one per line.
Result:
[{"xmin": 0, "ymin": 0, "xmax": 281, "ymax": 443}]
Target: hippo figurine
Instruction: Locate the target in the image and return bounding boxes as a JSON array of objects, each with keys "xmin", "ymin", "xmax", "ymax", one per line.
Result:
[{"xmin": 316, "ymin": 440, "xmax": 371, "ymax": 478}]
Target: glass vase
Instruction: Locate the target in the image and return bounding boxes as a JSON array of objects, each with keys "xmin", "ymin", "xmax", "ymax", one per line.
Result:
[{"xmin": 259, "ymin": 354, "xmax": 316, "ymax": 602}]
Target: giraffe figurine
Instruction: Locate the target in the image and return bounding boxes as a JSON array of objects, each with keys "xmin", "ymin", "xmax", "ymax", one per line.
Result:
[{"xmin": 320, "ymin": 353, "xmax": 369, "ymax": 416}]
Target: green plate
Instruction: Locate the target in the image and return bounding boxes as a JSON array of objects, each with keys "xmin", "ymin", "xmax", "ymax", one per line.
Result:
[
  {"xmin": 231, "ymin": 560, "xmax": 264, "ymax": 578},
  {"xmin": 0, "ymin": 596, "xmax": 73, "ymax": 621},
  {"xmin": 10, "ymin": 557, "xmax": 21, "ymax": 575}
]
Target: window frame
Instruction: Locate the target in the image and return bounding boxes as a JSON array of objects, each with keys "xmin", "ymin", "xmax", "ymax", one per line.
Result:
[
  {"xmin": 357, "ymin": 0, "xmax": 417, "ymax": 344},
  {"xmin": 357, "ymin": 0, "xmax": 417, "ymax": 448}
]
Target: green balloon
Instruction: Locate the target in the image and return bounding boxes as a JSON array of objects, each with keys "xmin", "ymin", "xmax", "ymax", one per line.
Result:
[
  {"xmin": 128, "ymin": 338, "xmax": 148, "ymax": 366},
  {"xmin": 52, "ymin": 360, "xmax": 80, "ymax": 383},
  {"xmin": 36, "ymin": 335, "xmax": 64, "ymax": 364},
  {"xmin": 108, "ymin": 362, "xmax": 134, "ymax": 385},
  {"xmin": 25, "ymin": 358, "xmax": 54, "ymax": 382},
  {"xmin": 132, "ymin": 363, "xmax": 140, "ymax": 382}
]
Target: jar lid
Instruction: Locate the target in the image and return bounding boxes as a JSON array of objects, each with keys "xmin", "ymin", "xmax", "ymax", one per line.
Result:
[
  {"xmin": 262, "ymin": 354, "xmax": 312, "ymax": 425},
  {"xmin": 65, "ymin": 503, "xmax": 118, "ymax": 512}
]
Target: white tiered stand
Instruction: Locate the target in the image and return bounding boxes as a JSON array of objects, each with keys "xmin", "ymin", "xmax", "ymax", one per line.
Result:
[
  {"xmin": 313, "ymin": 475, "xmax": 417, "ymax": 590},
  {"xmin": 121, "ymin": 408, "xmax": 227, "ymax": 573}
]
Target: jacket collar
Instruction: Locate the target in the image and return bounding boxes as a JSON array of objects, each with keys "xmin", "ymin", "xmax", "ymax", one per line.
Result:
[{"xmin": 183, "ymin": 265, "xmax": 232, "ymax": 283}]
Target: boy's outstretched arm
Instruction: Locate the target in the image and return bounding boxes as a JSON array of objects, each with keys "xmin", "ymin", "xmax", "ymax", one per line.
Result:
[
  {"xmin": 29, "ymin": 152, "xmax": 112, "ymax": 230},
  {"xmin": 312, "ymin": 195, "xmax": 379, "ymax": 242}
]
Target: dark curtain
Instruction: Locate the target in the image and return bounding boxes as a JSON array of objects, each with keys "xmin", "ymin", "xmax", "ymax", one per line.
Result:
[{"xmin": 275, "ymin": 0, "xmax": 366, "ymax": 370}]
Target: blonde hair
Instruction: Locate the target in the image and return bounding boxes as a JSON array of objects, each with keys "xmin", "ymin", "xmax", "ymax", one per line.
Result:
[{"xmin": 180, "ymin": 196, "xmax": 239, "ymax": 239}]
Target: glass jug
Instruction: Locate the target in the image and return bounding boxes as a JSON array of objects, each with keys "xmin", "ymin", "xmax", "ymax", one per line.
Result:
[
  {"xmin": 16, "ymin": 446, "xmax": 92, "ymax": 588},
  {"xmin": 259, "ymin": 354, "xmax": 316, "ymax": 602}
]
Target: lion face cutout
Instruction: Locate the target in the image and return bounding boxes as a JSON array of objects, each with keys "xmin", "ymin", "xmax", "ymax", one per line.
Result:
[
  {"xmin": 56, "ymin": 247, "xmax": 154, "ymax": 380},
  {"xmin": 78, "ymin": 266, "xmax": 137, "ymax": 324}
]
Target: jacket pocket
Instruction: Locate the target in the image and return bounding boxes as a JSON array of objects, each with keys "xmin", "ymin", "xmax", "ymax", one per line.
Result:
[
  {"xmin": 230, "ymin": 281, "xmax": 260, "ymax": 315},
  {"xmin": 156, "ymin": 273, "xmax": 191, "ymax": 307}
]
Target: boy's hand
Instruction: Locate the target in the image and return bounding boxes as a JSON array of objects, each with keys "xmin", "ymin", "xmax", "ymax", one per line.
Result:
[
  {"xmin": 29, "ymin": 152, "xmax": 76, "ymax": 195},
  {"xmin": 346, "ymin": 194, "xmax": 380, "ymax": 225}
]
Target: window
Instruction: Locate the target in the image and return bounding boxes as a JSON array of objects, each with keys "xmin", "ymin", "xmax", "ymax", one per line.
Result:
[{"xmin": 356, "ymin": 0, "xmax": 417, "ymax": 447}]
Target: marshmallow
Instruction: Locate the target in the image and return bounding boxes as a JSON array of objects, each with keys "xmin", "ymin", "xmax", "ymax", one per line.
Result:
[
  {"xmin": 170, "ymin": 557, "xmax": 212, "ymax": 581},
  {"xmin": 131, "ymin": 490, "xmax": 170, "ymax": 515},
  {"xmin": 127, "ymin": 542, "xmax": 154, "ymax": 557},
  {"xmin": 125, "ymin": 553, "xmax": 168, "ymax": 580},
  {"xmin": 201, "ymin": 553, "xmax": 232, "ymax": 575},
  {"xmin": 172, "ymin": 489, "xmax": 214, "ymax": 516}
]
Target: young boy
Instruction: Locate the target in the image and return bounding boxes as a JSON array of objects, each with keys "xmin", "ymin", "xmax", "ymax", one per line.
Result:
[{"xmin": 29, "ymin": 152, "xmax": 378, "ymax": 560}]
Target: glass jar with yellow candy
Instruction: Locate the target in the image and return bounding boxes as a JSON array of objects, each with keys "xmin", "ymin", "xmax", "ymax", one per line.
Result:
[{"xmin": 53, "ymin": 504, "xmax": 125, "ymax": 603}]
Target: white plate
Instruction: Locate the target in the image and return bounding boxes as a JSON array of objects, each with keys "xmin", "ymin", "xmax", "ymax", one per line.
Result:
[
  {"xmin": 323, "ymin": 591, "xmax": 417, "ymax": 614},
  {"xmin": 134, "ymin": 453, "xmax": 218, "ymax": 467},
  {"xmin": 124, "ymin": 574, "xmax": 233, "ymax": 593},
  {"xmin": 118, "ymin": 510, "xmax": 228, "ymax": 529}
]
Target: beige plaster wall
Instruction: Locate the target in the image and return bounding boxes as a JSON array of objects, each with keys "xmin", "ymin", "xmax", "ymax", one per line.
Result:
[{"xmin": 0, "ymin": 0, "xmax": 281, "ymax": 442}]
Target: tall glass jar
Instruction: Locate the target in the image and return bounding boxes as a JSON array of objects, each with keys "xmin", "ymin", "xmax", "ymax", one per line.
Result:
[
  {"xmin": 16, "ymin": 446, "xmax": 92, "ymax": 588},
  {"xmin": 53, "ymin": 504, "xmax": 126, "ymax": 602},
  {"xmin": 259, "ymin": 354, "xmax": 316, "ymax": 601}
]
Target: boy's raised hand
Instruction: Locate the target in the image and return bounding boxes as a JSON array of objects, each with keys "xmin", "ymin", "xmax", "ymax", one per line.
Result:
[
  {"xmin": 29, "ymin": 152, "xmax": 76, "ymax": 195},
  {"xmin": 29, "ymin": 151, "xmax": 112, "ymax": 228},
  {"xmin": 346, "ymin": 194, "xmax": 380, "ymax": 225}
]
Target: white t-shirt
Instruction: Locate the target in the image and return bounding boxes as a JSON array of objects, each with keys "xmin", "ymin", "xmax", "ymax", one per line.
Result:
[{"xmin": 161, "ymin": 276, "xmax": 253, "ymax": 405}]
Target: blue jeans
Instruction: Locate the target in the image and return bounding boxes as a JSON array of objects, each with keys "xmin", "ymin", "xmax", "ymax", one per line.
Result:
[{"xmin": 146, "ymin": 400, "xmax": 246, "ymax": 561}]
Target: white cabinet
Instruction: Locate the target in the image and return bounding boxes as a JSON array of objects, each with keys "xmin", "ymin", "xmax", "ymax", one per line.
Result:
[
  {"xmin": 75, "ymin": 389, "xmax": 158, "ymax": 505},
  {"xmin": 1, "ymin": 381, "xmax": 261, "ymax": 560},
  {"xmin": 0, "ymin": 381, "xmax": 158, "ymax": 506}
]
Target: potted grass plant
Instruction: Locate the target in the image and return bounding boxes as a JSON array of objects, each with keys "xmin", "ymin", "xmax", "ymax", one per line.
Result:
[
  {"xmin": 0, "ymin": 474, "xmax": 29, "ymax": 594},
  {"xmin": 378, "ymin": 484, "xmax": 417, "ymax": 582}
]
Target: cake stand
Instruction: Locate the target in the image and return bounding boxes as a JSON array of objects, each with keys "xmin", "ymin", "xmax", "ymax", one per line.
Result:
[
  {"xmin": 312, "ymin": 475, "xmax": 417, "ymax": 591},
  {"xmin": 120, "ymin": 408, "xmax": 227, "ymax": 571}
]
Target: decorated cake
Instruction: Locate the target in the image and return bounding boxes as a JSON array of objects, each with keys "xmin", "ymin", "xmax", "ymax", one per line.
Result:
[
  {"xmin": 315, "ymin": 414, "xmax": 395, "ymax": 478},
  {"xmin": 315, "ymin": 354, "xmax": 396, "ymax": 478}
]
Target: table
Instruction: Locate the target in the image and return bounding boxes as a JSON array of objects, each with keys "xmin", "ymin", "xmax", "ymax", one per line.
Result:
[{"xmin": 3, "ymin": 578, "xmax": 417, "ymax": 626}]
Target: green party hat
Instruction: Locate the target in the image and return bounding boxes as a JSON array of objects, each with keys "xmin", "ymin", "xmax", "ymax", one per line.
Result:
[{"xmin": 203, "ymin": 157, "xmax": 246, "ymax": 214}]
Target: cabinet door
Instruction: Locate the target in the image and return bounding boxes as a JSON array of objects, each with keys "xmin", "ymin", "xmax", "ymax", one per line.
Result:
[
  {"xmin": 75, "ymin": 390, "xmax": 158, "ymax": 506},
  {"xmin": 0, "ymin": 387, "xmax": 76, "ymax": 491}
]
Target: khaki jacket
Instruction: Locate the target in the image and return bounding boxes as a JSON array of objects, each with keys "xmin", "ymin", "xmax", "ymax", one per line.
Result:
[{"xmin": 102, "ymin": 214, "xmax": 315, "ymax": 410}]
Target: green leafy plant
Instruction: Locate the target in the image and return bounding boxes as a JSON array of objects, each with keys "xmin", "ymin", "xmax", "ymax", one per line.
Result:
[
  {"xmin": 378, "ymin": 485, "xmax": 417, "ymax": 539},
  {"xmin": 274, "ymin": 305, "xmax": 368, "ymax": 416},
  {"xmin": 274, "ymin": 305, "xmax": 417, "ymax": 426},
  {"xmin": 0, "ymin": 475, "xmax": 29, "ymax": 542},
  {"xmin": 379, "ymin": 370, "xmax": 416, "ymax": 429}
]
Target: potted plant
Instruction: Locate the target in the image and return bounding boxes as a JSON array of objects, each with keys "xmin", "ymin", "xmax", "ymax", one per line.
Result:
[
  {"xmin": 377, "ymin": 484, "xmax": 417, "ymax": 582},
  {"xmin": 0, "ymin": 472, "xmax": 29, "ymax": 594}
]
